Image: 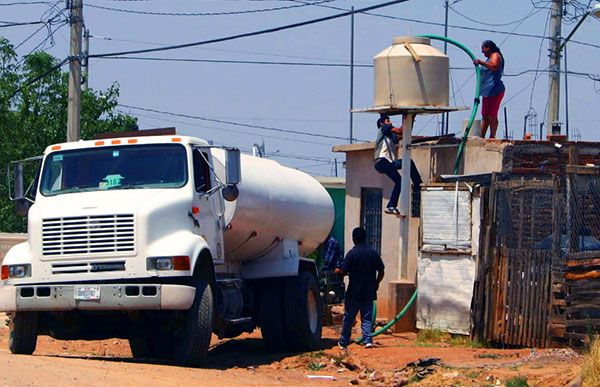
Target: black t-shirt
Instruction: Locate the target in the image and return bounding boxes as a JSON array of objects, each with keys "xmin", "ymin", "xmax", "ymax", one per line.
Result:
[{"xmin": 340, "ymin": 243, "xmax": 385, "ymax": 303}]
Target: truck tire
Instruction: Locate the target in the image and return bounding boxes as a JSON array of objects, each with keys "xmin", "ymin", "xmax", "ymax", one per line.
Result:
[
  {"xmin": 128, "ymin": 334, "xmax": 156, "ymax": 359},
  {"xmin": 257, "ymin": 279, "xmax": 288, "ymax": 352},
  {"xmin": 9, "ymin": 312, "xmax": 39, "ymax": 355},
  {"xmin": 283, "ymin": 271, "xmax": 322, "ymax": 351},
  {"xmin": 172, "ymin": 279, "xmax": 214, "ymax": 366}
]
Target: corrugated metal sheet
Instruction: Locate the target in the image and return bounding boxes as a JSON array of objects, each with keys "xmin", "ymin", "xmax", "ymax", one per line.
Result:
[
  {"xmin": 422, "ymin": 189, "xmax": 471, "ymax": 251},
  {"xmin": 416, "ymin": 252, "xmax": 476, "ymax": 335}
]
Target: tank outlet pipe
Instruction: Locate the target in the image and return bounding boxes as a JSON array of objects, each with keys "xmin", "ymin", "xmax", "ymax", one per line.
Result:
[
  {"xmin": 416, "ymin": 34, "xmax": 481, "ymax": 174},
  {"xmin": 354, "ymin": 288, "xmax": 418, "ymax": 344}
]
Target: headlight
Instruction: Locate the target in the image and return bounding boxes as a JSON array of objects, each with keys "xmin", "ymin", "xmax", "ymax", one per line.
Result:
[
  {"xmin": 1, "ymin": 264, "xmax": 31, "ymax": 280},
  {"xmin": 155, "ymin": 257, "xmax": 173, "ymax": 271},
  {"xmin": 147, "ymin": 256, "xmax": 190, "ymax": 271}
]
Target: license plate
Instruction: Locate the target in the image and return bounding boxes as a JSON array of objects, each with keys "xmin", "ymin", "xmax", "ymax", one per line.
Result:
[{"xmin": 74, "ymin": 286, "xmax": 101, "ymax": 300}]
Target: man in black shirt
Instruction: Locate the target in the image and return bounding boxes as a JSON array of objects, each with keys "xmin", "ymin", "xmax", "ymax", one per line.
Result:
[{"xmin": 335, "ymin": 227, "xmax": 385, "ymax": 348}]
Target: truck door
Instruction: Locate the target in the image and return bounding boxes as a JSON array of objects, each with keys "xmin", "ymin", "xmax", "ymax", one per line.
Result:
[{"xmin": 191, "ymin": 148, "xmax": 225, "ymax": 263}]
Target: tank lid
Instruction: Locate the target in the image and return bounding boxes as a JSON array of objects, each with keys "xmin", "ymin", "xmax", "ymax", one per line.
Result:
[{"xmin": 392, "ymin": 36, "xmax": 430, "ymax": 45}]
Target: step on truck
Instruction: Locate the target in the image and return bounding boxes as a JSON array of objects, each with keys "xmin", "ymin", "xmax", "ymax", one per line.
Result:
[{"xmin": 0, "ymin": 129, "xmax": 334, "ymax": 365}]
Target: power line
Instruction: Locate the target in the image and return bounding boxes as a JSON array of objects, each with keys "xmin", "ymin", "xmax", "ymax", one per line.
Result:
[
  {"xmin": 448, "ymin": 4, "xmax": 543, "ymax": 27},
  {"xmin": 97, "ymin": 55, "xmax": 373, "ymax": 68},
  {"xmin": 9, "ymin": 57, "xmax": 69, "ymax": 99},
  {"xmin": 293, "ymin": 0, "xmax": 600, "ymax": 50},
  {"xmin": 0, "ymin": 20, "xmax": 47, "ymax": 27},
  {"xmin": 95, "ymin": 56, "xmax": 597, "ymax": 78},
  {"xmin": 86, "ymin": 0, "xmax": 335, "ymax": 16},
  {"xmin": 89, "ymin": 34, "xmax": 371, "ymax": 65},
  {"xmin": 87, "ymin": 0, "xmax": 410, "ymax": 59},
  {"xmin": 118, "ymin": 104, "xmax": 367, "ymax": 142},
  {"xmin": 529, "ymin": 7, "xmax": 551, "ymax": 110},
  {"xmin": 0, "ymin": 1, "xmax": 53, "ymax": 6},
  {"xmin": 17, "ymin": 20, "xmax": 68, "ymax": 66},
  {"xmin": 120, "ymin": 110, "xmax": 336, "ymax": 146}
]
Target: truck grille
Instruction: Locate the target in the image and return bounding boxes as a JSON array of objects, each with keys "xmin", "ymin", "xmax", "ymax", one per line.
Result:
[
  {"xmin": 42, "ymin": 214, "xmax": 135, "ymax": 257},
  {"xmin": 51, "ymin": 261, "xmax": 126, "ymax": 274}
]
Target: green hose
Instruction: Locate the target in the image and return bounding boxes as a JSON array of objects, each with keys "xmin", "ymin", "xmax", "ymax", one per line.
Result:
[
  {"xmin": 355, "ymin": 288, "xmax": 418, "ymax": 344},
  {"xmin": 416, "ymin": 34, "xmax": 481, "ymax": 174},
  {"xmin": 371, "ymin": 299, "xmax": 377, "ymax": 328}
]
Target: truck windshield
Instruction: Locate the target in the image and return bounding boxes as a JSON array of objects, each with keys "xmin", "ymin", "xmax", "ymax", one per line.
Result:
[{"xmin": 39, "ymin": 144, "xmax": 188, "ymax": 196}]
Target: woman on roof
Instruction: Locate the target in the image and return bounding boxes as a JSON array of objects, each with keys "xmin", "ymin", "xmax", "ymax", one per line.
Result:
[{"xmin": 474, "ymin": 40, "xmax": 505, "ymax": 139}]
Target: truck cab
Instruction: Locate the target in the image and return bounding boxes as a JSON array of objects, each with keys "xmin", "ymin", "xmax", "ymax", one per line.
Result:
[{"xmin": 1, "ymin": 130, "xmax": 332, "ymax": 365}]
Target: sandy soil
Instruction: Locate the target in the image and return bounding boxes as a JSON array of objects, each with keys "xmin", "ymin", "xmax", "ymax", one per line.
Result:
[{"xmin": 0, "ymin": 313, "xmax": 583, "ymax": 386}]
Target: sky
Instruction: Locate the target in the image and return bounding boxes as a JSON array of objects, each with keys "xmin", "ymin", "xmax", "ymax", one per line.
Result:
[{"xmin": 2, "ymin": 0, "xmax": 600, "ymax": 177}]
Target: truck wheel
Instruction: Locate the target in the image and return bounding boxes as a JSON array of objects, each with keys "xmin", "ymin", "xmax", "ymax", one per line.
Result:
[
  {"xmin": 257, "ymin": 279, "xmax": 288, "ymax": 352},
  {"xmin": 9, "ymin": 312, "xmax": 39, "ymax": 355},
  {"xmin": 283, "ymin": 272, "xmax": 322, "ymax": 351},
  {"xmin": 171, "ymin": 280, "xmax": 214, "ymax": 366}
]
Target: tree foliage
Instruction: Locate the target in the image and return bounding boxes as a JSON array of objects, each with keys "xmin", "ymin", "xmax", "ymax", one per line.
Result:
[{"xmin": 0, "ymin": 38, "xmax": 137, "ymax": 232}]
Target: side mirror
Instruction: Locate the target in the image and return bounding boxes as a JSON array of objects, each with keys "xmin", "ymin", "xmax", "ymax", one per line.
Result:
[
  {"xmin": 12, "ymin": 163, "xmax": 30, "ymax": 217},
  {"xmin": 14, "ymin": 162, "xmax": 24, "ymax": 199},
  {"xmin": 225, "ymin": 148, "xmax": 241, "ymax": 186},
  {"xmin": 15, "ymin": 198, "xmax": 31, "ymax": 217}
]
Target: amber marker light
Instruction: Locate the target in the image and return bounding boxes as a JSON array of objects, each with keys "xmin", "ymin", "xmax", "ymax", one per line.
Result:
[{"xmin": 173, "ymin": 256, "xmax": 191, "ymax": 270}]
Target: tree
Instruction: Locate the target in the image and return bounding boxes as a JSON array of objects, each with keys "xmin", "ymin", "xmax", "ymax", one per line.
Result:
[{"xmin": 0, "ymin": 38, "xmax": 138, "ymax": 232}]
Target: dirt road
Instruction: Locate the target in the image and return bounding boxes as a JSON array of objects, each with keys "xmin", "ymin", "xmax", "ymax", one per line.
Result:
[{"xmin": 0, "ymin": 314, "xmax": 583, "ymax": 386}]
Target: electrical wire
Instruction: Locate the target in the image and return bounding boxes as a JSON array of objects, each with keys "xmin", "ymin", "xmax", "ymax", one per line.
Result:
[
  {"xmin": 9, "ymin": 57, "xmax": 69, "ymax": 99},
  {"xmin": 97, "ymin": 55, "xmax": 373, "ymax": 68},
  {"xmin": 448, "ymin": 4, "xmax": 544, "ymax": 27},
  {"xmin": 292, "ymin": 0, "xmax": 550, "ymax": 40},
  {"xmin": 17, "ymin": 20, "xmax": 68, "ymax": 66},
  {"xmin": 0, "ymin": 20, "xmax": 47, "ymax": 27},
  {"xmin": 118, "ymin": 104, "xmax": 367, "ymax": 142},
  {"xmin": 85, "ymin": 0, "xmax": 335, "ymax": 16},
  {"xmin": 118, "ymin": 110, "xmax": 336, "ymax": 146},
  {"xmin": 92, "ymin": 55, "xmax": 598, "ymax": 79},
  {"xmin": 87, "ymin": 0, "xmax": 410, "ymax": 58},
  {"xmin": 0, "ymin": 1, "xmax": 53, "ymax": 6},
  {"xmin": 502, "ymin": 66, "xmax": 551, "ymax": 107},
  {"xmin": 89, "ymin": 34, "xmax": 372, "ymax": 65},
  {"xmin": 528, "ymin": 7, "xmax": 551, "ymax": 111}
]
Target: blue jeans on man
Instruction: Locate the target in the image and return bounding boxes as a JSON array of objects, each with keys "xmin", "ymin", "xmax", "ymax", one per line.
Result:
[
  {"xmin": 374, "ymin": 158, "xmax": 422, "ymax": 209},
  {"xmin": 339, "ymin": 298, "xmax": 374, "ymax": 347}
]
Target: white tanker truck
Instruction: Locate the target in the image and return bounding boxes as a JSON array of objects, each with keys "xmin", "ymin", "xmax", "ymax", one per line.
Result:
[{"xmin": 0, "ymin": 129, "xmax": 334, "ymax": 365}]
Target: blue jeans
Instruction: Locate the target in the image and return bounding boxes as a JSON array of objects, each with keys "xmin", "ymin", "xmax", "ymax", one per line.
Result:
[
  {"xmin": 339, "ymin": 299, "xmax": 373, "ymax": 346},
  {"xmin": 374, "ymin": 158, "xmax": 422, "ymax": 209}
]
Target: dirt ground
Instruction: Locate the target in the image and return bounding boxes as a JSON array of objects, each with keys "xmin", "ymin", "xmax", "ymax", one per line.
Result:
[{"xmin": 0, "ymin": 312, "xmax": 583, "ymax": 386}]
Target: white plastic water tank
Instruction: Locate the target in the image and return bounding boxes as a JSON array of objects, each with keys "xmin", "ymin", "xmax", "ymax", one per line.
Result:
[
  {"xmin": 212, "ymin": 150, "xmax": 334, "ymax": 262},
  {"xmin": 374, "ymin": 36, "xmax": 449, "ymax": 107}
]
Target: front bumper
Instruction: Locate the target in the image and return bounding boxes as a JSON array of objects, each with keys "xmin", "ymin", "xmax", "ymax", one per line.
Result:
[{"xmin": 0, "ymin": 283, "xmax": 196, "ymax": 312}]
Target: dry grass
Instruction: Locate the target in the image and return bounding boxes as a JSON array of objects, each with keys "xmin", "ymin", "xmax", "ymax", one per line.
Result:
[{"xmin": 582, "ymin": 336, "xmax": 600, "ymax": 387}]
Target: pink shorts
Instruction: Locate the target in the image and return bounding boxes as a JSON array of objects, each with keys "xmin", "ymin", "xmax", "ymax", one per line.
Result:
[{"xmin": 481, "ymin": 90, "xmax": 505, "ymax": 118}]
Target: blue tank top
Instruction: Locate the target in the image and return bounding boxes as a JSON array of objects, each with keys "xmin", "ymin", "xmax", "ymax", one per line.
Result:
[{"xmin": 480, "ymin": 55, "xmax": 505, "ymax": 97}]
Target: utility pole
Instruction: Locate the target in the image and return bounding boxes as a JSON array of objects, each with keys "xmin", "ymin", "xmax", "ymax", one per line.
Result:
[
  {"xmin": 349, "ymin": 6, "xmax": 355, "ymax": 144},
  {"xmin": 67, "ymin": 0, "xmax": 83, "ymax": 142},
  {"xmin": 82, "ymin": 27, "xmax": 89, "ymax": 91},
  {"xmin": 546, "ymin": 0, "xmax": 563, "ymax": 135}
]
